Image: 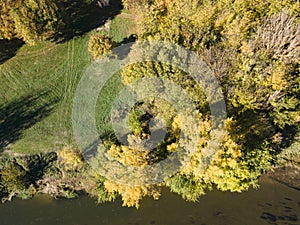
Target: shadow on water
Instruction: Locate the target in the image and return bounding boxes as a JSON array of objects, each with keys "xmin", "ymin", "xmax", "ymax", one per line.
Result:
[
  {"xmin": 0, "ymin": 39, "xmax": 24, "ymax": 65},
  {"xmin": 0, "ymin": 91, "xmax": 59, "ymax": 152},
  {"xmin": 260, "ymin": 196, "xmax": 299, "ymax": 225}
]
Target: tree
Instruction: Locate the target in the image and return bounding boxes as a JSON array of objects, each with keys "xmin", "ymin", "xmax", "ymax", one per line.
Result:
[
  {"xmin": 12, "ymin": 0, "xmax": 67, "ymax": 44},
  {"xmin": 104, "ymin": 180, "xmax": 160, "ymax": 208},
  {"xmin": 165, "ymin": 174, "xmax": 207, "ymax": 202},
  {"xmin": 120, "ymin": 61, "xmax": 208, "ymax": 112},
  {"xmin": 0, "ymin": 0, "xmax": 19, "ymax": 40},
  {"xmin": 0, "ymin": 0, "xmax": 67, "ymax": 44},
  {"xmin": 87, "ymin": 0, "xmax": 299, "ymax": 207},
  {"xmin": 229, "ymin": 11, "xmax": 300, "ymax": 129}
]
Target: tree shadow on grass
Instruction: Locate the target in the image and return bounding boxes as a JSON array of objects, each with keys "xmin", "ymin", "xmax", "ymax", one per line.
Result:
[
  {"xmin": 112, "ymin": 34, "xmax": 137, "ymax": 59},
  {"xmin": 59, "ymin": 0, "xmax": 123, "ymax": 42},
  {"xmin": 0, "ymin": 91, "xmax": 59, "ymax": 152},
  {"xmin": 0, "ymin": 39, "xmax": 24, "ymax": 65}
]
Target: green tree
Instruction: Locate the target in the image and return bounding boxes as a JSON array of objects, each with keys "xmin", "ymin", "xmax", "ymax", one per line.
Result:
[
  {"xmin": 0, "ymin": 0, "xmax": 67, "ymax": 44},
  {"xmin": 11, "ymin": 0, "xmax": 67, "ymax": 44}
]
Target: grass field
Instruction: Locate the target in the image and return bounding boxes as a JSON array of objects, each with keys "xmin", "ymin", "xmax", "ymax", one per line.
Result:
[
  {"xmin": 0, "ymin": 36, "xmax": 91, "ymax": 154},
  {"xmin": 109, "ymin": 13, "xmax": 137, "ymax": 42},
  {"xmin": 0, "ymin": 11, "xmax": 136, "ymax": 155}
]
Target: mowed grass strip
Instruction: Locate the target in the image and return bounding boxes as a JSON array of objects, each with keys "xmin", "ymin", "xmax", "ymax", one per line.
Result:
[
  {"xmin": 0, "ymin": 11, "xmax": 137, "ymax": 154},
  {"xmin": 0, "ymin": 35, "xmax": 123, "ymax": 154},
  {"xmin": 0, "ymin": 36, "xmax": 90, "ymax": 154}
]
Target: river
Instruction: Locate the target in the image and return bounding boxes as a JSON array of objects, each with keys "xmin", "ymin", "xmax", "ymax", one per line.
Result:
[{"xmin": 0, "ymin": 176, "xmax": 299, "ymax": 225}]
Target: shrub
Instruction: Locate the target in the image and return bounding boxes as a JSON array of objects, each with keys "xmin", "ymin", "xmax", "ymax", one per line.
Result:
[
  {"xmin": 88, "ymin": 34, "xmax": 114, "ymax": 59},
  {"xmin": 58, "ymin": 146, "xmax": 84, "ymax": 171},
  {"xmin": 0, "ymin": 162, "xmax": 30, "ymax": 195}
]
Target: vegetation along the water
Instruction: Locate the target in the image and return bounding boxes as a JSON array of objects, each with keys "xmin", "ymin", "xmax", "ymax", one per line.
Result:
[{"xmin": 0, "ymin": 0, "xmax": 299, "ymax": 208}]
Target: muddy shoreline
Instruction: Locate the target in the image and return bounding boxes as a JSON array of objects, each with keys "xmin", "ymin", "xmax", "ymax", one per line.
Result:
[{"xmin": 264, "ymin": 165, "xmax": 300, "ymax": 191}]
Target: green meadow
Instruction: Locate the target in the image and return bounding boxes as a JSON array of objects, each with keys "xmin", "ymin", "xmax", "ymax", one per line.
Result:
[{"xmin": 0, "ymin": 12, "xmax": 135, "ymax": 154}]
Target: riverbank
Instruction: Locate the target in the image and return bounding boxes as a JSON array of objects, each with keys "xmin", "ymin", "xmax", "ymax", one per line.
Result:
[
  {"xmin": 0, "ymin": 148, "xmax": 299, "ymax": 207},
  {"xmin": 0, "ymin": 174, "xmax": 299, "ymax": 225},
  {"xmin": 265, "ymin": 164, "xmax": 300, "ymax": 191},
  {"xmin": 267, "ymin": 137, "xmax": 300, "ymax": 191},
  {"xmin": 0, "ymin": 0, "xmax": 299, "ymax": 210}
]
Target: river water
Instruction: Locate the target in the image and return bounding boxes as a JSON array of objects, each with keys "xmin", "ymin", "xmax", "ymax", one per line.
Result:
[{"xmin": 0, "ymin": 177, "xmax": 299, "ymax": 225}]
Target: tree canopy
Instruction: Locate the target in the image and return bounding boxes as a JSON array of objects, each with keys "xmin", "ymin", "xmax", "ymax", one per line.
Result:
[
  {"xmin": 0, "ymin": 0, "xmax": 68, "ymax": 44},
  {"xmin": 87, "ymin": 0, "xmax": 300, "ymax": 207},
  {"xmin": 0, "ymin": 0, "xmax": 299, "ymax": 208}
]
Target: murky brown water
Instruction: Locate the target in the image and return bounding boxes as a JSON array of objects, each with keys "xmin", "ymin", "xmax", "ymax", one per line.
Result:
[{"xmin": 0, "ymin": 177, "xmax": 299, "ymax": 225}]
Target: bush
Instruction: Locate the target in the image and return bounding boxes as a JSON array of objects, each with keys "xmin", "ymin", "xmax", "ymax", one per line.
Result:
[
  {"xmin": 0, "ymin": 162, "xmax": 30, "ymax": 196},
  {"xmin": 88, "ymin": 34, "xmax": 114, "ymax": 59}
]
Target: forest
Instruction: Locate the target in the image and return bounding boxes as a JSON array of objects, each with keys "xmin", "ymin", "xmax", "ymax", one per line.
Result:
[{"xmin": 0, "ymin": 0, "xmax": 299, "ymax": 208}]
